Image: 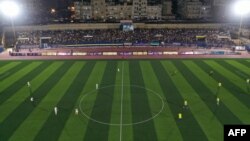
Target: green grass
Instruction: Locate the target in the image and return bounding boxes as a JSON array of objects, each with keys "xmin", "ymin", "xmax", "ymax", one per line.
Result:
[
  {"xmin": 129, "ymin": 61, "xmax": 158, "ymax": 141},
  {"xmin": 0, "ymin": 59, "xmax": 249, "ymax": 141}
]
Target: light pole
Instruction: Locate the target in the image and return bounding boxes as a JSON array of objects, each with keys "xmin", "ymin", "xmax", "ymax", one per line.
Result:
[
  {"xmin": 233, "ymin": 0, "xmax": 250, "ymax": 45},
  {"xmin": 0, "ymin": 1, "xmax": 20, "ymax": 51}
]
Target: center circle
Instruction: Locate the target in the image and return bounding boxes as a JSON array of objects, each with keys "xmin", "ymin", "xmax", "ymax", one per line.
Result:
[{"xmin": 79, "ymin": 85, "xmax": 165, "ymax": 126}]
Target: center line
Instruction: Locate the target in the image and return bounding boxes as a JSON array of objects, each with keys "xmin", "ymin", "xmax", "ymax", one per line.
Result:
[{"xmin": 119, "ymin": 61, "xmax": 124, "ymax": 141}]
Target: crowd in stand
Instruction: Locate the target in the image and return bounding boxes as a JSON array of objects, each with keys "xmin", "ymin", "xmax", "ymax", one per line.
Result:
[{"xmin": 8, "ymin": 28, "xmax": 235, "ymax": 48}]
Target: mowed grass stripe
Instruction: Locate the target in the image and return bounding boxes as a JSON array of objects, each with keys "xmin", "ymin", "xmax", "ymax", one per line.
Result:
[
  {"xmin": 33, "ymin": 62, "xmax": 95, "ymax": 141},
  {"xmin": 58, "ymin": 61, "xmax": 107, "ymax": 141},
  {"xmin": 0, "ymin": 61, "xmax": 30, "ymax": 81},
  {"xmin": 108, "ymin": 61, "xmax": 122, "ymax": 141},
  {"xmin": 0, "ymin": 61, "xmax": 9, "ymax": 67},
  {"xmin": 224, "ymin": 60, "xmax": 250, "ymax": 76},
  {"xmin": 183, "ymin": 61, "xmax": 250, "ymax": 123},
  {"xmin": 129, "ymin": 61, "xmax": 158, "ymax": 141},
  {"xmin": 200, "ymin": 60, "xmax": 250, "ymax": 108},
  {"xmin": 151, "ymin": 61, "xmax": 207, "ymax": 141},
  {"xmin": 0, "ymin": 62, "xmax": 63, "ymax": 123},
  {"xmin": 238, "ymin": 60, "xmax": 250, "ymax": 68},
  {"xmin": 225, "ymin": 60, "xmax": 250, "ymax": 81},
  {"xmin": 0, "ymin": 62, "xmax": 46, "ymax": 104},
  {"xmin": 165, "ymin": 61, "xmax": 226, "ymax": 141},
  {"xmin": 180, "ymin": 61, "xmax": 242, "ymax": 124},
  {"xmin": 0, "ymin": 61, "xmax": 31, "ymax": 82},
  {"xmin": 0, "ymin": 61, "xmax": 40, "ymax": 92},
  {"xmin": 0, "ymin": 61, "xmax": 21, "ymax": 75},
  {"xmin": 140, "ymin": 61, "xmax": 183, "ymax": 141},
  {"xmin": 168, "ymin": 61, "xmax": 223, "ymax": 141},
  {"xmin": 31, "ymin": 62, "xmax": 83, "ymax": 141},
  {"xmin": 83, "ymin": 61, "xmax": 117, "ymax": 141},
  {"xmin": 8, "ymin": 62, "xmax": 75, "ymax": 141},
  {"xmin": 216, "ymin": 60, "xmax": 249, "ymax": 80}
]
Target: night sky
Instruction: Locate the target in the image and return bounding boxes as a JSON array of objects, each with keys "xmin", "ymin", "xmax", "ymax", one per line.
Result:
[{"xmin": 43, "ymin": 0, "xmax": 72, "ymax": 8}]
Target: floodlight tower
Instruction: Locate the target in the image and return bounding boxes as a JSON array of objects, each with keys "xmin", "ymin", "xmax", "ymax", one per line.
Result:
[
  {"xmin": 233, "ymin": 0, "xmax": 250, "ymax": 45},
  {"xmin": 0, "ymin": 1, "xmax": 20, "ymax": 51}
]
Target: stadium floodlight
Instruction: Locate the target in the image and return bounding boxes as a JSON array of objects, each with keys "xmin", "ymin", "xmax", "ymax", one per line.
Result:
[
  {"xmin": 233, "ymin": 0, "xmax": 250, "ymax": 16},
  {"xmin": 232, "ymin": 0, "xmax": 250, "ymax": 45},
  {"xmin": 0, "ymin": 1, "xmax": 20, "ymax": 18},
  {"xmin": 0, "ymin": 1, "xmax": 20, "ymax": 51}
]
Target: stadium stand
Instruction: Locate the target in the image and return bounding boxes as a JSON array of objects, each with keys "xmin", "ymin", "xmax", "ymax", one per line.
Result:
[{"xmin": 5, "ymin": 28, "xmax": 235, "ymax": 49}]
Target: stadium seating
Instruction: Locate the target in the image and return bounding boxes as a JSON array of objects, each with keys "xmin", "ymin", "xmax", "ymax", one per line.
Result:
[{"xmin": 6, "ymin": 28, "xmax": 235, "ymax": 48}]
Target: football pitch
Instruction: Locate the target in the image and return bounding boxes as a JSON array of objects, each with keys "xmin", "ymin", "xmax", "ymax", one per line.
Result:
[{"xmin": 0, "ymin": 59, "xmax": 249, "ymax": 141}]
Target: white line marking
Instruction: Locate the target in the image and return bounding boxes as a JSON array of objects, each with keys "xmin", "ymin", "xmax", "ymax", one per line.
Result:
[
  {"xmin": 119, "ymin": 62, "xmax": 124, "ymax": 141},
  {"xmin": 79, "ymin": 84, "xmax": 165, "ymax": 126}
]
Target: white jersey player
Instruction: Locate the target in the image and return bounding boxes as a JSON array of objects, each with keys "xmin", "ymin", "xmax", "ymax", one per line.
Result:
[
  {"xmin": 75, "ymin": 108, "xmax": 79, "ymax": 115},
  {"xmin": 54, "ymin": 107, "xmax": 58, "ymax": 115},
  {"xmin": 96, "ymin": 83, "xmax": 98, "ymax": 89},
  {"xmin": 30, "ymin": 97, "xmax": 34, "ymax": 102},
  {"xmin": 216, "ymin": 97, "xmax": 220, "ymax": 106},
  {"xmin": 27, "ymin": 81, "xmax": 31, "ymax": 87},
  {"xmin": 184, "ymin": 100, "xmax": 188, "ymax": 106},
  {"xmin": 183, "ymin": 100, "xmax": 188, "ymax": 109},
  {"xmin": 247, "ymin": 79, "xmax": 250, "ymax": 84},
  {"xmin": 117, "ymin": 68, "xmax": 120, "ymax": 72},
  {"xmin": 218, "ymin": 82, "xmax": 222, "ymax": 87}
]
